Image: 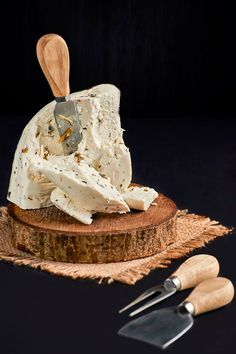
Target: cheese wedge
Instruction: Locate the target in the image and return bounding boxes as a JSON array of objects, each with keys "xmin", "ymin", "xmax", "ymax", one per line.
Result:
[
  {"xmin": 7, "ymin": 83, "xmax": 158, "ymax": 224},
  {"xmin": 51, "ymin": 188, "xmax": 93, "ymax": 225},
  {"xmin": 124, "ymin": 186, "xmax": 158, "ymax": 211},
  {"xmin": 8, "ymin": 84, "xmax": 136, "ymax": 223},
  {"xmin": 39, "ymin": 160, "xmax": 129, "ymax": 214},
  {"xmin": 8, "ymin": 84, "xmax": 131, "ymax": 211}
]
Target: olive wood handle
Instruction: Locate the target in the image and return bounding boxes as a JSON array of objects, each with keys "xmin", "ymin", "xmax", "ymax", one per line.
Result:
[
  {"xmin": 171, "ymin": 254, "xmax": 220, "ymax": 290},
  {"xmin": 36, "ymin": 33, "xmax": 70, "ymax": 97},
  {"xmin": 186, "ymin": 277, "xmax": 234, "ymax": 316}
]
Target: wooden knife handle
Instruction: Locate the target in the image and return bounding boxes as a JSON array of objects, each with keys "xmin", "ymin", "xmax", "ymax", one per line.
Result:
[
  {"xmin": 171, "ymin": 254, "xmax": 220, "ymax": 290},
  {"xmin": 185, "ymin": 277, "xmax": 234, "ymax": 316},
  {"xmin": 36, "ymin": 33, "xmax": 70, "ymax": 98}
]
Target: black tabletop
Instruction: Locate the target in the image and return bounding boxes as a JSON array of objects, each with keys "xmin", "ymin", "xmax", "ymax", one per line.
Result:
[{"xmin": 0, "ymin": 116, "xmax": 235, "ymax": 354}]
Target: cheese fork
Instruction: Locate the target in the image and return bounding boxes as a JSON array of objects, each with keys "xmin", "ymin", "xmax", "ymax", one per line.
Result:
[
  {"xmin": 118, "ymin": 254, "xmax": 219, "ymax": 317},
  {"xmin": 118, "ymin": 277, "xmax": 234, "ymax": 349}
]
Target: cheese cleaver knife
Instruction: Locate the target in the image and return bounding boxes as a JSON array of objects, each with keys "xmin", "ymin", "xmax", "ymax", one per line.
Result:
[
  {"xmin": 119, "ymin": 254, "xmax": 220, "ymax": 317},
  {"xmin": 118, "ymin": 277, "xmax": 234, "ymax": 349},
  {"xmin": 36, "ymin": 33, "xmax": 82, "ymax": 155}
]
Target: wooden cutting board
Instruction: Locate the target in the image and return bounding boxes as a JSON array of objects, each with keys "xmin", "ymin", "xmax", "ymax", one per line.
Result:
[{"xmin": 8, "ymin": 193, "xmax": 177, "ymax": 263}]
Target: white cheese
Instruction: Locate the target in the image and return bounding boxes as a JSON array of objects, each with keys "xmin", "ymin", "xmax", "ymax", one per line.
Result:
[
  {"xmin": 123, "ymin": 186, "xmax": 158, "ymax": 211},
  {"xmin": 51, "ymin": 188, "xmax": 93, "ymax": 225},
  {"xmin": 38, "ymin": 160, "xmax": 130, "ymax": 214},
  {"xmin": 8, "ymin": 84, "xmax": 131, "ymax": 212},
  {"xmin": 98, "ymin": 144, "xmax": 132, "ymax": 192},
  {"xmin": 7, "ymin": 83, "xmax": 158, "ymax": 224}
]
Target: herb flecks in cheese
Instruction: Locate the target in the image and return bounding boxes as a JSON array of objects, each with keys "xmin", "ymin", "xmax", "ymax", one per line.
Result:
[
  {"xmin": 7, "ymin": 84, "xmax": 134, "ymax": 222},
  {"xmin": 39, "ymin": 160, "xmax": 129, "ymax": 214},
  {"xmin": 51, "ymin": 188, "xmax": 93, "ymax": 225},
  {"xmin": 124, "ymin": 186, "xmax": 158, "ymax": 211},
  {"xmin": 22, "ymin": 146, "xmax": 28, "ymax": 154},
  {"xmin": 8, "ymin": 84, "xmax": 158, "ymax": 223}
]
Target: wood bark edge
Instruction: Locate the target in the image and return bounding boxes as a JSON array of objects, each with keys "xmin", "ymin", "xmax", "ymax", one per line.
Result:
[{"xmin": 8, "ymin": 208, "xmax": 177, "ymax": 264}]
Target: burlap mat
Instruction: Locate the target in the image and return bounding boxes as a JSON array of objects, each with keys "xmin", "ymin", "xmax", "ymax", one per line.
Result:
[{"xmin": 0, "ymin": 206, "xmax": 232, "ymax": 285}]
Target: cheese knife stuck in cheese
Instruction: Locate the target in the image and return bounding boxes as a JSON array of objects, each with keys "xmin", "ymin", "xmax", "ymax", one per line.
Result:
[
  {"xmin": 119, "ymin": 254, "xmax": 219, "ymax": 316},
  {"xmin": 118, "ymin": 277, "xmax": 234, "ymax": 349},
  {"xmin": 37, "ymin": 33, "xmax": 82, "ymax": 155}
]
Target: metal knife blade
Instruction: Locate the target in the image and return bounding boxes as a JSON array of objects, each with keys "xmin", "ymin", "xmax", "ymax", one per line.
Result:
[
  {"xmin": 118, "ymin": 305, "xmax": 194, "ymax": 349},
  {"xmin": 54, "ymin": 98, "xmax": 82, "ymax": 155}
]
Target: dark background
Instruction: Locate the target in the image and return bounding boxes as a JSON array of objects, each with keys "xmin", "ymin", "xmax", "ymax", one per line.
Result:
[
  {"xmin": 0, "ymin": 1, "xmax": 236, "ymax": 354},
  {"xmin": 1, "ymin": 0, "xmax": 236, "ymax": 117}
]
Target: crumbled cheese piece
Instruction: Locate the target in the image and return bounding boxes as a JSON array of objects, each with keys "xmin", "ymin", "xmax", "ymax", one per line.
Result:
[
  {"xmin": 123, "ymin": 186, "xmax": 158, "ymax": 211},
  {"xmin": 38, "ymin": 160, "xmax": 130, "ymax": 218},
  {"xmin": 51, "ymin": 188, "xmax": 93, "ymax": 224},
  {"xmin": 98, "ymin": 145, "xmax": 131, "ymax": 191}
]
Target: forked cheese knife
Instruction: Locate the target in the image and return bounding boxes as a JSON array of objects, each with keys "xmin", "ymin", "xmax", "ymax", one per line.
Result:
[
  {"xmin": 118, "ymin": 277, "xmax": 234, "ymax": 349},
  {"xmin": 119, "ymin": 254, "xmax": 219, "ymax": 317},
  {"xmin": 36, "ymin": 33, "xmax": 82, "ymax": 155}
]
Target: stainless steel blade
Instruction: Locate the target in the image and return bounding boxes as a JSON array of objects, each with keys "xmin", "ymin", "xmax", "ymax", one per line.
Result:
[
  {"xmin": 118, "ymin": 284, "xmax": 164, "ymax": 314},
  {"xmin": 54, "ymin": 98, "xmax": 82, "ymax": 155},
  {"xmin": 118, "ymin": 306, "xmax": 193, "ymax": 349},
  {"xmin": 129, "ymin": 286, "xmax": 176, "ymax": 317}
]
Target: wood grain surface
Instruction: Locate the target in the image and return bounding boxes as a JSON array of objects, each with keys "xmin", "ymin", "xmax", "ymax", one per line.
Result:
[
  {"xmin": 172, "ymin": 254, "xmax": 220, "ymax": 290},
  {"xmin": 36, "ymin": 33, "xmax": 70, "ymax": 97},
  {"xmin": 186, "ymin": 277, "xmax": 234, "ymax": 316},
  {"xmin": 8, "ymin": 194, "xmax": 177, "ymax": 263}
]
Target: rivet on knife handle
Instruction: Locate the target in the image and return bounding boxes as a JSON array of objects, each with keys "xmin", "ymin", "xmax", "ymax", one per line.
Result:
[
  {"xmin": 170, "ymin": 254, "xmax": 220, "ymax": 290},
  {"xmin": 183, "ymin": 277, "xmax": 234, "ymax": 316},
  {"xmin": 36, "ymin": 33, "xmax": 70, "ymax": 98}
]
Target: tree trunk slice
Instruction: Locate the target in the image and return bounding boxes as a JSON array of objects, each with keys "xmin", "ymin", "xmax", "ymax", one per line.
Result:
[{"xmin": 7, "ymin": 193, "xmax": 177, "ymax": 263}]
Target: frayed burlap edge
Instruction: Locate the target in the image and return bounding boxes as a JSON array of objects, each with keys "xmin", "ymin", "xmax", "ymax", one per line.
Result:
[{"xmin": 0, "ymin": 206, "xmax": 233, "ymax": 285}]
